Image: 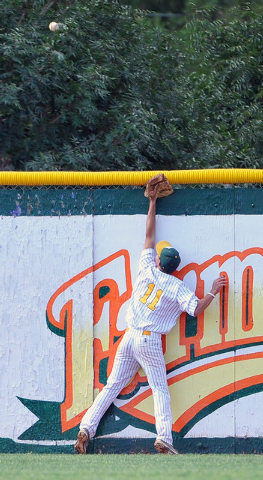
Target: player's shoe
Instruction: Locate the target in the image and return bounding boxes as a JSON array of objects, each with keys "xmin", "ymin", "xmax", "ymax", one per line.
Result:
[
  {"xmin": 74, "ymin": 429, "xmax": 89, "ymax": 454},
  {"xmin": 154, "ymin": 439, "xmax": 179, "ymax": 455}
]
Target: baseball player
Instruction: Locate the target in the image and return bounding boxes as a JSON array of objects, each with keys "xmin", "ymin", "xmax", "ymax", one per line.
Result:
[{"xmin": 75, "ymin": 186, "xmax": 226, "ymax": 455}]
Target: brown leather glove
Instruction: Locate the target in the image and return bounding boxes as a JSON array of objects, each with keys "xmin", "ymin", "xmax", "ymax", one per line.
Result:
[{"xmin": 144, "ymin": 173, "xmax": 173, "ymax": 198}]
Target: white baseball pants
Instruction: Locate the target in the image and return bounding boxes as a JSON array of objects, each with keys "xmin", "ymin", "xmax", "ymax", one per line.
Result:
[{"xmin": 80, "ymin": 327, "xmax": 173, "ymax": 445}]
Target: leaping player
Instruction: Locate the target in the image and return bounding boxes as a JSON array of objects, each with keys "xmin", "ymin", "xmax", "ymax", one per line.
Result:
[{"xmin": 75, "ymin": 185, "xmax": 226, "ymax": 455}]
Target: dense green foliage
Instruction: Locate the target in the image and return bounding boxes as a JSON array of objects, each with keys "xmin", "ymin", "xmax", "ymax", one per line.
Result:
[
  {"xmin": 181, "ymin": 7, "xmax": 263, "ymax": 169},
  {"xmin": 119, "ymin": 0, "xmax": 263, "ymax": 30},
  {"xmin": 1, "ymin": 1, "xmax": 263, "ymax": 171},
  {"xmin": 0, "ymin": 0, "xmax": 190, "ymax": 171},
  {"xmin": 120, "ymin": 0, "xmax": 263, "ymax": 16},
  {"xmin": 1, "ymin": 1, "xmax": 163, "ymax": 170}
]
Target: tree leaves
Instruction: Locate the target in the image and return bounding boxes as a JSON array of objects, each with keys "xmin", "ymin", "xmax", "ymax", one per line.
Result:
[{"xmin": 1, "ymin": 1, "xmax": 263, "ymax": 171}]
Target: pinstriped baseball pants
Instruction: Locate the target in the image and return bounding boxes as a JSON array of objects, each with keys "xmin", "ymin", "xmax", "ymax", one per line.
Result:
[{"xmin": 80, "ymin": 327, "xmax": 173, "ymax": 445}]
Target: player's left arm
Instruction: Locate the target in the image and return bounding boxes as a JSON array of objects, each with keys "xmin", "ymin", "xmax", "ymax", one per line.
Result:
[
  {"xmin": 144, "ymin": 187, "xmax": 158, "ymax": 249},
  {"xmin": 194, "ymin": 276, "xmax": 227, "ymax": 317}
]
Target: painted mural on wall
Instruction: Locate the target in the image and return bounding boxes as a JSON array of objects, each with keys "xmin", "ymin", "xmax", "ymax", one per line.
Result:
[{"xmin": 1, "ymin": 188, "xmax": 263, "ymax": 453}]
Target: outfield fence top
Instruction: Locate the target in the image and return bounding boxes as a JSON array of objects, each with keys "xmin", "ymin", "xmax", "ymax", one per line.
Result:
[{"xmin": 0, "ymin": 169, "xmax": 263, "ymax": 187}]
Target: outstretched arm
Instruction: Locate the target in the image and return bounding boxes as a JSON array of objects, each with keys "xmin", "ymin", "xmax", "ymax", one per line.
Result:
[
  {"xmin": 144, "ymin": 187, "xmax": 158, "ymax": 249},
  {"xmin": 194, "ymin": 276, "xmax": 227, "ymax": 317}
]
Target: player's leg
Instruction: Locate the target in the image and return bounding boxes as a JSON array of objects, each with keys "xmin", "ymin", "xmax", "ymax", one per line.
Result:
[
  {"xmin": 134, "ymin": 332, "xmax": 178, "ymax": 454},
  {"xmin": 75, "ymin": 331, "xmax": 140, "ymax": 453}
]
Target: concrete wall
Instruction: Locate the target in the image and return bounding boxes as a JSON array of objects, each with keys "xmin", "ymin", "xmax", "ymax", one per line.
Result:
[{"xmin": 1, "ymin": 187, "xmax": 263, "ymax": 453}]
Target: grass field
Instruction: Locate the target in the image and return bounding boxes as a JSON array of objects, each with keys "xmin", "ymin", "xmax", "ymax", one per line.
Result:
[{"xmin": 1, "ymin": 454, "xmax": 263, "ymax": 480}]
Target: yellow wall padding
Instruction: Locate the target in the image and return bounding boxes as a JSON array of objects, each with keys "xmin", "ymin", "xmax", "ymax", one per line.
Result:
[{"xmin": 1, "ymin": 169, "xmax": 263, "ymax": 186}]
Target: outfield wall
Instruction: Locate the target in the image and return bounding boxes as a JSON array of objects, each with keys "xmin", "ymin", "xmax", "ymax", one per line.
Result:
[{"xmin": 1, "ymin": 186, "xmax": 263, "ymax": 454}]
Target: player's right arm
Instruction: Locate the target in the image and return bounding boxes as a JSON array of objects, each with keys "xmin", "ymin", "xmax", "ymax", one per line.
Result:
[{"xmin": 194, "ymin": 276, "xmax": 227, "ymax": 316}]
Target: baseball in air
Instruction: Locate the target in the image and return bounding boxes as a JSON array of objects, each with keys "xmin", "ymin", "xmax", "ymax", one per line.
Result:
[{"xmin": 49, "ymin": 22, "xmax": 59, "ymax": 31}]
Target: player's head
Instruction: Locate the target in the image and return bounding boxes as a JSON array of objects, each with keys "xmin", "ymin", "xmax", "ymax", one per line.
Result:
[{"xmin": 156, "ymin": 241, "xmax": 181, "ymax": 274}]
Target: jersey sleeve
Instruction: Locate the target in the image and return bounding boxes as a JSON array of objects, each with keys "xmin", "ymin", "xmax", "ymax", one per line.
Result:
[
  {"xmin": 138, "ymin": 248, "xmax": 156, "ymax": 271},
  {"xmin": 176, "ymin": 282, "xmax": 199, "ymax": 317}
]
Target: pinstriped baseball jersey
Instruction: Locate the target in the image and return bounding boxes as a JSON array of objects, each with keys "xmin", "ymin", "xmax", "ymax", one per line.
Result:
[{"xmin": 125, "ymin": 248, "xmax": 198, "ymax": 335}]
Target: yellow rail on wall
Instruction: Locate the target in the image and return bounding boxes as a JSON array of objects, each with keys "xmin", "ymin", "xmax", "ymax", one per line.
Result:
[{"xmin": 0, "ymin": 169, "xmax": 263, "ymax": 186}]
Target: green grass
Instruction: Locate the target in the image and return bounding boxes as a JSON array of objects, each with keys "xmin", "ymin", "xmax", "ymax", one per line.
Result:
[{"xmin": 1, "ymin": 454, "xmax": 263, "ymax": 480}]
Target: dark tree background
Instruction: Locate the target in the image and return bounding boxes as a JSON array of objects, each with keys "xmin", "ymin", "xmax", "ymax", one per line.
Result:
[{"xmin": 1, "ymin": 1, "xmax": 263, "ymax": 171}]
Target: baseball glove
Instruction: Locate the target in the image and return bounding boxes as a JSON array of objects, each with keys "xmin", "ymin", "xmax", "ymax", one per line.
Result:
[{"xmin": 144, "ymin": 173, "xmax": 174, "ymax": 198}]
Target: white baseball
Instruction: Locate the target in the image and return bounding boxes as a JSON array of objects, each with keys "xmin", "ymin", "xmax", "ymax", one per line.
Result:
[{"xmin": 49, "ymin": 22, "xmax": 59, "ymax": 32}]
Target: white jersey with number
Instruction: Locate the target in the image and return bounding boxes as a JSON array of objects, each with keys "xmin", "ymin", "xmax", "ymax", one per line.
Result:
[
  {"xmin": 81, "ymin": 247, "xmax": 197, "ymax": 445},
  {"xmin": 125, "ymin": 248, "xmax": 198, "ymax": 335}
]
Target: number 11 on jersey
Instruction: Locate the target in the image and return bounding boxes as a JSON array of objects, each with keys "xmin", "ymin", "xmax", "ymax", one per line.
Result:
[{"xmin": 140, "ymin": 283, "xmax": 163, "ymax": 311}]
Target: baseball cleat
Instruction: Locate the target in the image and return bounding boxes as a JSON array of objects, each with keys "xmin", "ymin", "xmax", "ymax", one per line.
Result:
[
  {"xmin": 74, "ymin": 429, "xmax": 89, "ymax": 454},
  {"xmin": 154, "ymin": 439, "xmax": 179, "ymax": 455}
]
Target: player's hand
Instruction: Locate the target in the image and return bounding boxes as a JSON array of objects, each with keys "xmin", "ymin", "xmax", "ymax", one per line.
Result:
[
  {"xmin": 211, "ymin": 276, "xmax": 227, "ymax": 296},
  {"xmin": 148, "ymin": 185, "xmax": 158, "ymax": 201}
]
